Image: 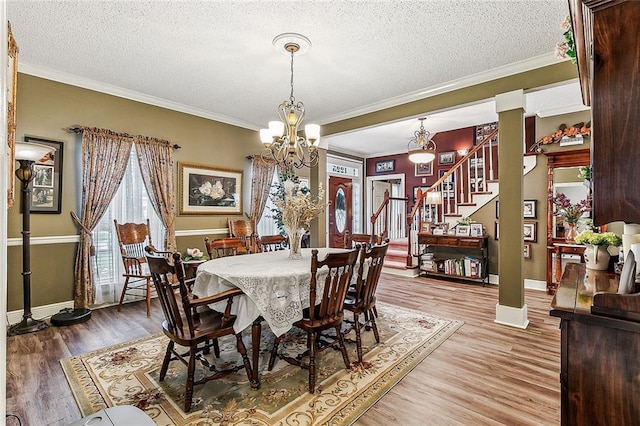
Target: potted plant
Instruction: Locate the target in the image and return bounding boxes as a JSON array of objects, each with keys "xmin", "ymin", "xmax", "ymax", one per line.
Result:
[{"xmin": 574, "ymin": 230, "xmax": 622, "ymax": 270}]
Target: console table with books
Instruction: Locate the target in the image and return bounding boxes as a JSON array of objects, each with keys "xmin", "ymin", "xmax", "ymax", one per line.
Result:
[{"xmin": 417, "ymin": 234, "xmax": 488, "ymax": 285}]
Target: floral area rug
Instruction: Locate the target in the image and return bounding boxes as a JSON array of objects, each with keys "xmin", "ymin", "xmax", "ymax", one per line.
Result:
[{"xmin": 61, "ymin": 303, "xmax": 463, "ymax": 425}]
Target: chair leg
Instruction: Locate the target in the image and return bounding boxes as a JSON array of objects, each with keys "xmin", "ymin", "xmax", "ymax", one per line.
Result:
[
  {"xmin": 369, "ymin": 308, "xmax": 380, "ymax": 343},
  {"xmin": 117, "ymin": 276, "xmax": 130, "ymax": 311},
  {"xmin": 159, "ymin": 341, "xmax": 174, "ymax": 381},
  {"xmin": 236, "ymin": 334, "xmax": 253, "ymax": 383},
  {"xmin": 353, "ymin": 313, "xmax": 364, "ymax": 364},
  {"xmin": 145, "ymin": 277, "xmax": 151, "ymax": 317},
  {"xmin": 335, "ymin": 325, "xmax": 351, "ymax": 369},
  {"xmin": 268, "ymin": 335, "xmax": 283, "ymax": 371},
  {"xmin": 212, "ymin": 339, "xmax": 221, "ymax": 358},
  {"xmin": 184, "ymin": 348, "xmax": 196, "ymax": 412},
  {"xmin": 372, "ymin": 305, "xmax": 378, "ymax": 318},
  {"xmin": 308, "ymin": 331, "xmax": 317, "ymax": 394}
]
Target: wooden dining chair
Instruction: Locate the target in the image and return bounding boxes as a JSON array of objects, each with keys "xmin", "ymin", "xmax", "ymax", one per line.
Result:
[
  {"xmin": 343, "ymin": 243, "xmax": 388, "ymax": 364},
  {"xmin": 146, "ymin": 251, "xmax": 253, "ymax": 412},
  {"xmin": 228, "ymin": 218, "xmax": 256, "ymax": 254},
  {"xmin": 204, "ymin": 237, "xmax": 246, "ymax": 259},
  {"xmin": 114, "ymin": 218, "xmax": 166, "ymax": 316},
  {"xmin": 258, "ymin": 234, "xmax": 289, "ymax": 252},
  {"xmin": 268, "ymin": 248, "xmax": 359, "ymax": 393}
]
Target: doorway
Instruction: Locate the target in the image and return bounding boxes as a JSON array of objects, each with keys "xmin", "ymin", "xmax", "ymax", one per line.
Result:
[
  {"xmin": 328, "ymin": 176, "xmax": 353, "ymax": 248},
  {"xmin": 366, "ymin": 173, "xmax": 405, "ymax": 240}
]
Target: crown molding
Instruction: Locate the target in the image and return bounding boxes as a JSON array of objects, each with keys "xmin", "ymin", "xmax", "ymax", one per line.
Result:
[
  {"xmin": 319, "ymin": 53, "xmax": 562, "ymax": 124},
  {"xmin": 18, "ymin": 62, "xmax": 260, "ymax": 131}
]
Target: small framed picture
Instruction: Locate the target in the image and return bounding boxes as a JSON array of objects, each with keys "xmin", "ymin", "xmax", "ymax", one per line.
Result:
[
  {"xmin": 415, "ymin": 162, "xmax": 433, "ymax": 176},
  {"xmin": 455, "ymin": 225, "xmax": 470, "ymax": 237},
  {"xmin": 438, "ymin": 151, "xmax": 455, "ymax": 165},
  {"xmin": 470, "ymin": 223, "xmax": 483, "ymax": 237},
  {"xmin": 495, "ymin": 200, "xmax": 499, "ymax": 219},
  {"xmin": 375, "ymin": 159, "xmax": 395, "ymax": 173},
  {"xmin": 432, "ymin": 228, "xmax": 445, "ymax": 236},
  {"xmin": 494, "ymin": 221, "xmax": 499, "ymax": 240},
  {"xmin": 523, "ymin": 243, "xmax": 532, "ymax": 259},
  {"xmin": 523, "ymin": 222, "xmax": 537, "ymax": 242},
  {"xmin": 523, "ymin": 200, "xmax": 537, "ymax": 219},
  {"xmin": 420, "ymin": 221, "xmax": 432, "ymax": 234}
]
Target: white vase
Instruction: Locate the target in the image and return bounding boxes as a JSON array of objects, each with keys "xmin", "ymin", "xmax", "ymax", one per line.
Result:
[
  {"xmin": 583, "ymin": 244, "xmax": 611, "ymax": 271},
  {"xmin": 284, "ymin": 226, "xmax": 305, "ymax": 260}
]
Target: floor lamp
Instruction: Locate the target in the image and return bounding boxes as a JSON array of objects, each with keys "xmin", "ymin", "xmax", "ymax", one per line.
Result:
[{"xmin": 7, "ymin": 142, "xmax": 56, "ymax": 336}]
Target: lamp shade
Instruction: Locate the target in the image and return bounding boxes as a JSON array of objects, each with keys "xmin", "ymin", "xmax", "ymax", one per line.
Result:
[
  {"xmin": 408, "ymin": 149, "xmax": 435, "ymax": 164},
  {"xmin": 425, "ymin": 191, "xmax": 442, "ymax": 204},
  {"xmin": 15, "ymin": 142, "xmax": 55, "ymax": 162}
]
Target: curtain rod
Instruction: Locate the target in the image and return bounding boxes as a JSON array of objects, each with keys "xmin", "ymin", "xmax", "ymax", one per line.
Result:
[{"xmin": 67, "ymin": 126, "xmax": 181, "ymax": 149}]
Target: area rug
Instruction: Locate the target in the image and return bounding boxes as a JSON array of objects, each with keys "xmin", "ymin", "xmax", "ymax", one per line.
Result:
[{"xmin": 61, "ymin": 302, "xmax": 463, "ymax": 425}]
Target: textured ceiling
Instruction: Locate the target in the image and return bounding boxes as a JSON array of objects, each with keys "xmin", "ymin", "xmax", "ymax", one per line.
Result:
[{"xmin": 7, "ymin": 0, "xmax": 584, "ymax": 158}]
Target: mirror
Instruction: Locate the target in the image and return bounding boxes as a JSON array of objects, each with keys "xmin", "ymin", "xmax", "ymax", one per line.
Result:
[
  {"xmin": 552, "ymin": 166, "xmax": 590, "ymax": 238},
  {"xmin": 545, "ymin": 149, "xmax": 591, "ymax": 244}
]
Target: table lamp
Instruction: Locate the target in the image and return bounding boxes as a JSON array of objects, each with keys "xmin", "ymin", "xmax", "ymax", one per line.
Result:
[{"xmin": 8, "ymin": 142, "xmax": 56, "ymax": 336}]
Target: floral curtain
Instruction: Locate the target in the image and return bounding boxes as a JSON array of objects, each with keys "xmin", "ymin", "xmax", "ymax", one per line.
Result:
[
  {"xmin": 74, "ymin": 127, "xmax": 133, "ymax": 309},
  {"xmin": 134, "ymin": 135, "xmax": 176, "ymax": 251},
  {"xmin": 248, "ymin": 156, "xmax": 277, "ymax": 236}
]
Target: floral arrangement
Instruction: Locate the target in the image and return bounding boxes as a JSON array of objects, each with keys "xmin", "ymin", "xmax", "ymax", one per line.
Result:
[
  {"xmin": 457, "ymin": 216, "xmax": 476, "ymax": 226},
  {"xmin": 532, "ymin": 122, "xmax": 591, "ymax": 151},
  {"xmin": 549, "ymin": 192, "xmax": 590, "ymax": 225},
  {"xmin": 183, "ymin": 247, "xmax": 208, "ymax": 261},
  {"xmin": 575, "ymin": 230, "xmax": 622, "ymax": 247},
  {"xmin": 273, "ymin": 178, "xmax": 327, "ymax": 233},
  {"xmin": 555, "ymin": 16, "xmax": 576, "ymax": 64}
]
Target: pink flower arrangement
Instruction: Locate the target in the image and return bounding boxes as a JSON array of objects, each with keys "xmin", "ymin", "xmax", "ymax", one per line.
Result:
[{"xmin": 550, "ymin": 193, "xmax": 590, "ymax": 225}]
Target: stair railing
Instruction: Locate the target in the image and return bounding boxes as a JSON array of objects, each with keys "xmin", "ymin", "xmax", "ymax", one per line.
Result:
[
  {"xmin": 370, "ymin": 189, "xmax": 409, "ymax": 243},
  {"xmin": 404, "ymin": 128, "xmax": 499, "ymax": 266}
]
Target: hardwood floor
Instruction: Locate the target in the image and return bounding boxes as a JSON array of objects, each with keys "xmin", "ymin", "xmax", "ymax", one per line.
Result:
[{"xmin": 5, "ymin": 274, "xmax": 560, "ymax": 426}]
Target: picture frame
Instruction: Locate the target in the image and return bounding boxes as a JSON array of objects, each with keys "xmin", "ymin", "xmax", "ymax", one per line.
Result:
[
  {"xmin": 455, "ymin": 225, "xmax": 470, "ymax": 237},
  {"xmin": 523, "ymin": 222, "xmax": 537, "ymax": 242},
  {"xmin": 178, "ymin": 162, "xmax": 243, "ymax": 215},
  {"xmin": 420, "ymin": 221, "xmax": 432, "ymax": 234},
  {"xmin": 470, "ymin": 223, "xmax": 483, "ymax": 237},
  {"xmin": 438, "ymin": 151, "xmax": 455, "ymax": 165},
  {"xmin": 439, "ymin": 169, "xmax": 455, "ymax": 199},
  {"xmin": 415, "ymin": 162, "xmax": 433, "ymax": 176},
  {"xmin": 523, "ymin": 243, "xmax": 532, "ymax": 259},
  {"xmin": 375, "ymin": 159, "xmax": 395, "ymax": 173},
  {"xmin": 474, "ymin": 122, "xmax": 499, "ymax": 146},
  {"xmin": 494, "ymin": 221, "xmax": 499, "ymax": 240},
  {"xmin": 495, "ymin": 200, "xmax": 499, "ymax": 219},
  {"xmin": 523, "ymin": 200, "xmax": 537, "ymax": 219},
  {"xmin": 7, "ymin": 23, "xmax": 18, "ymax": 208},
  {"xmin": 25, "ymin": 136, "xmax": 63, "ymax": 214}
]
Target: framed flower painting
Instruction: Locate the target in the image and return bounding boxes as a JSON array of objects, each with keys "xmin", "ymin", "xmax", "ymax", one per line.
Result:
[{"xmin": 178, "ymin": 162, "xmax": 243, "ymax": 215}]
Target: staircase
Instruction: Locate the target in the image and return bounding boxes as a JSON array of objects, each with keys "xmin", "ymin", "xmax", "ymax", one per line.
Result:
[{"xmin": 376, "ymin": 129, "xmax": 538, "ymax": 276}]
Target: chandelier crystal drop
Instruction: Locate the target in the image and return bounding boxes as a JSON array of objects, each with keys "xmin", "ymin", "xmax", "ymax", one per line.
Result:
[
  {"xmin": 407, "ymin": 117, "xmax": 437, "ymax": 164},
  {"xmin": 260, "ymin": 33, "xmax": 320, "ymax": 169}
]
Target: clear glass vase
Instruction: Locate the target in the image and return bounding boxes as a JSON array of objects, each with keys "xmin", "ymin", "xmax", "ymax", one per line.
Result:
[
  {"xmin": 565, "ymin": 222, "xmax": 578, "ymax": 243},
  {"xmin": 284, "ymin": 226, "xmax": 305, "ymax": 260}
]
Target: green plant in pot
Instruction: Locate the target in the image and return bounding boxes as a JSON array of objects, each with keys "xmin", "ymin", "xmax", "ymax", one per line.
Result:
[{"xmin": 575, "ymin": 230, "xmax": 622, "ymax": 271}]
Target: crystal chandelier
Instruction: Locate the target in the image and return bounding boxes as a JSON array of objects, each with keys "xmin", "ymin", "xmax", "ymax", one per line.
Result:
[
  {"xmin": 260, "ymin": 33, "xmax": 320, "ymax": 169},
  {"xmin": 407, "ymin": 117, "xmax": 437, "ymax": 164}
]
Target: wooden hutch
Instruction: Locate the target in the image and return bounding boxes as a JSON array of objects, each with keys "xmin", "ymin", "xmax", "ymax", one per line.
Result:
[{"xmin": 551, "ymin": 1, "xmax": 640, "ymax": 424}]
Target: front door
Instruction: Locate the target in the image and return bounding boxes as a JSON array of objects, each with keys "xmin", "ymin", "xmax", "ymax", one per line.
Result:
[{"xmin": 328, "ymin": 176, "xmax": 353, "ymax": 248}]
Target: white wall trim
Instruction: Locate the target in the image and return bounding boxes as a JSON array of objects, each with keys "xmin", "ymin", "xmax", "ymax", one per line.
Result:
[
  {"xmin": 175, "ymin": 228, "xmax": 229, "ymax": 237},
  {"xmin": 495, "ymin": 302, "xmax": 529, "ymax": 329},
  {"xmin": 524, "ymin": 279, "xmax": 547, "ymax": 292},
  {"xmin": 6, "ymin": 300, "xmax": 74, "ymax": 325},
  {"xmin": 7, "ymin": 228, "xmax": 230, "ymax": 246},
  {"xmin": 321, "ymin": 53, "xmax": 558, "ymax": 124},
  {"xmin": 19, "ymin": 62, "xmax": 260, "ymax": 131}
]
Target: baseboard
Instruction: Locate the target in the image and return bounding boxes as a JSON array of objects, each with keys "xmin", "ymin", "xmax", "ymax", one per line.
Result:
[
  {"xmin": 382, "ymin": 266, "xmax": 419, "ymax": 278},
  {"xmin": 6, "ymin": 300, "xmax": 74, "ymax": 325},
  {"xmin": 494, "ymin": 302, "xmax": 529, "ymax": 329}
]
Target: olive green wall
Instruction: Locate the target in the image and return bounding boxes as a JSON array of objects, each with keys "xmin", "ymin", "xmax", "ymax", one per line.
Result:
[{"xmin": 7, "ymin": 74, "xmax": 261, "ymax": 310}]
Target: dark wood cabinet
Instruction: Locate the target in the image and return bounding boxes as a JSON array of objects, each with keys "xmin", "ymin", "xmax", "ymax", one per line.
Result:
[
  {"xmin": 570, "ymin": 0, "xmax": 640, "ymax": 225},
  {"xmin": 550, "ymin": 263, "xmax": 640, "ymax": 425}
]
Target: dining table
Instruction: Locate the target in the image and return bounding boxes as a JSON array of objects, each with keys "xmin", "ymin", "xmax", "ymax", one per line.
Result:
[{"xmin": 192, "ymin": 247, "xmax": 348, "ymax": 389}]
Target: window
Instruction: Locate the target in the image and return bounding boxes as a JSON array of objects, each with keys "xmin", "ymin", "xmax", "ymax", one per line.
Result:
[
  {"xmin": 257, "ymin": 172, "xmax": 280, "ymax": 237},
  {"xmin": 91, "ymin": 146, "xmax": 164, "ymax": 306}
]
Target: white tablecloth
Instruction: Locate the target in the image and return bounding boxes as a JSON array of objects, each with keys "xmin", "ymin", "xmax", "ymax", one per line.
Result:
[{"xmin": 192, "ymin": 248, "xmax": 345, "ymax": 336}]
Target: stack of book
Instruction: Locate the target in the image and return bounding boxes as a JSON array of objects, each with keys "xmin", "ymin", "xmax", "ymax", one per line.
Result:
[{"xmin": 420, "ymin": 253, "xmax": 435, "ymax": 272}]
